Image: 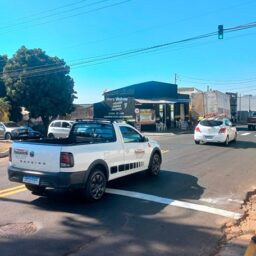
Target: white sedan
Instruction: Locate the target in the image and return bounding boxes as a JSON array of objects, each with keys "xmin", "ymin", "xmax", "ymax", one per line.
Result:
[{"xmin": 194, "ymin": 118, "xmax": 237, "ymax": 146}]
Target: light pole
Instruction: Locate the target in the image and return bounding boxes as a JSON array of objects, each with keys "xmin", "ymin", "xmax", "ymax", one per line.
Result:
[{"xmin": 248, "ymin": 94, "xmax": 252, "ymax": 114}]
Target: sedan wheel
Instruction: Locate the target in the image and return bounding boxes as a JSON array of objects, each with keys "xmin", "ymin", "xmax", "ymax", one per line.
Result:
[
  {"xmin": 5, "ymin": 133, "xmax": 12, "ymax": 140},
  {"xmin": 224, "ymin": 136, "xmax": 229, "ymax": 146}
]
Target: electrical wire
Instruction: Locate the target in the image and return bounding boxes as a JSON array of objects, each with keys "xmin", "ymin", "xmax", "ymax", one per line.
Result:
[{"xmin": 1, "ymin": 21, "xmax": 256, "ymax": 80}]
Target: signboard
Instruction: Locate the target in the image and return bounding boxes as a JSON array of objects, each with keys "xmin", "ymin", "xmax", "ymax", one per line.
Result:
[
  {"xmin": 104, "ymin": 97, "xmax": 135, "ymax": 120},
  {"xmin": 135, "ymin": 108, "xmax": 140, "ymax": 114},
  {"xmin": 137, "ymin": 109, "xmax": 155, "ymax": 124}
]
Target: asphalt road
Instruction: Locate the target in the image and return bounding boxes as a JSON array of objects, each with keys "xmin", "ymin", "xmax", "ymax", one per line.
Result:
[{"xmin": 0, "ymin": 128, "xmax": 255, "ymax": 256}]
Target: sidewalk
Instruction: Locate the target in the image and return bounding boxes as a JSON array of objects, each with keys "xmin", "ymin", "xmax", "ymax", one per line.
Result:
[
  {"xmin": 0, "ymin": 141, "xmax": 10, "ymax": 158},
  {"xmin": 143, "ymin": 128, "xmax": 194, "ymax": 136}
]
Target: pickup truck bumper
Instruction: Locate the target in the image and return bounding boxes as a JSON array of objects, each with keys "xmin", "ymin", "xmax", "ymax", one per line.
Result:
[{"xmin": 8, "ymin": 166, "xmax": 86, "ymax": 189}]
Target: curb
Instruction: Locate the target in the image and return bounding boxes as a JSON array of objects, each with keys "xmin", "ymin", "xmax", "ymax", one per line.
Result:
[
  {"xmin": 143, "ymin": 132, "xmax": 175, "ymax": 136},
  {"xmin": 0, "ymin": 150, "xmax": 9, "ymax": 158},
  {"xmin": 0, "ymin": 141, "xmax": 11, "ymax": 158}
]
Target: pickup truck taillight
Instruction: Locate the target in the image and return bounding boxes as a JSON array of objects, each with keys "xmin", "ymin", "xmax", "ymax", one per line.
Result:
[
  {"xmin": 219, "ymin": 128, "xmax": 226, "ymax": 133},
  {"xmin": 60, "ymin": 152, "xmax": 74, "ymax": 168},
  {"xmin": 9, "ymin": 147, "xmax": 12, "ymax": 162}
]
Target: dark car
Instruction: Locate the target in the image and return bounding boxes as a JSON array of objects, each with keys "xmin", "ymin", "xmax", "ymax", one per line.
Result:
[
  {"xmin": 27, "ymin": 127, "xmax": 41, "ymax": 139},
  {"xmin": 0, "ymin": 122, "xmax": 29, "ymax": 140}
]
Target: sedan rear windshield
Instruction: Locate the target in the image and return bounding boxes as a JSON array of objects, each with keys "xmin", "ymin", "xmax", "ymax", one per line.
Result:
[
  {"xmin": 4, "ymin": 122, "xmax": 20, "ymax": 128},
  {"xmin": 200, "ymin": 120, "xmax": 223, "ymax": 127}
]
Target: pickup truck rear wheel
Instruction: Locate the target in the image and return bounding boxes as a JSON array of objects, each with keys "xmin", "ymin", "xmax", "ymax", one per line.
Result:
[
  {"xmin": 146, "ymin": 153, "xmax": 161, "ymax": 176},
  {"xmin": 25, "ymin": 184, "xmax": 46, "ymax": 195},
  {"xmin": 84, "ymin": 169, "xmax": 107, "ymax": 201}
]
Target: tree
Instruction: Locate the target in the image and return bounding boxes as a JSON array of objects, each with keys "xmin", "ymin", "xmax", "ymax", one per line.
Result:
[
  {"xmin": 0, "ymin": 55, "xmax": 8, "ymax": 97},
  {"xmin": 3, "ymin": 46, "xmax": 77, "ymax": 133},
  {"xmin": 0, "ymin": 55, "xmax": 10, "ymax": 121},
  {"xmin": 0, "ymin": 98, "xmax": 10, "ymax": 121}
]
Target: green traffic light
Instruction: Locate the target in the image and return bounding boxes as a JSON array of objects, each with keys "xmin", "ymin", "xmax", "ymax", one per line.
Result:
[{"xmin": 218, "ymin": 25, "xmax": 224, "ymax": 39}]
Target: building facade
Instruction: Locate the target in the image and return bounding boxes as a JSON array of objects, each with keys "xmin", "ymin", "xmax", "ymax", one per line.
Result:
[{"xmin": 94, "ymin": 81, "xmax": 189, "ymax": 131}]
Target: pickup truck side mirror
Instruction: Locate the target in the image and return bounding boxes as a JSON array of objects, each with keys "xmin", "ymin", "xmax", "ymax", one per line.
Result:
[{"xmin": 141, "ymin": 136, "xmax": 149, "ymax": 142}]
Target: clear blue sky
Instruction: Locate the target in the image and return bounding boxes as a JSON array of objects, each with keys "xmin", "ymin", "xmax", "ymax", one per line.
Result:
[{"xmin": 1, "ymin": 0, "xmax": 256, "ymax": 103}]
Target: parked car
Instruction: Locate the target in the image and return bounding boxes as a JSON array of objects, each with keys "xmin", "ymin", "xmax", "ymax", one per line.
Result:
[
  {"xmin": 0, "ymin": 122, "xmax": 29, "ymax": 140},
  {"xmin": 47, "ymin": 120, "xmax": 74, "ymax": 138},
  {"xmin": 8, "ymin": 120, "xmax": 162, "ymax": 201},
  {"xmin": 247, "ymin": 111, "xmax": 256, "ymax": 130},
  {"xmin": 27, "ymin": 127, "xmax": 41, "ymax": 139},
  {"xmin": 194, "ymin": 117, "xmax": 237, "ymax": 146}
]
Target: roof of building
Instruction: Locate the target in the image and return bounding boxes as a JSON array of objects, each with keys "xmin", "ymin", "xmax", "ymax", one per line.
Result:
[{"xmin": 104, "ymin": 81, "xmax": 177, "ymax": 95}]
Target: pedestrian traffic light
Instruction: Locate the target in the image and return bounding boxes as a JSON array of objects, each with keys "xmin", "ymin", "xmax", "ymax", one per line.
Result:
[{"xmin": 218, "ymin": 25, "xmax": 224, "ymax": 39}]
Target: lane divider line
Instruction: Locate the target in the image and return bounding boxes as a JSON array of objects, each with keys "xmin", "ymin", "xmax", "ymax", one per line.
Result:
[
  {"xmin": 241, "ymin": 133, "xmax": 251, "ymax": 136},
  {"xmin": 106, "ymin": 188, "xmax": 242, "ymax": 220},
  {"xmin": 0, "ymin": 187, "xmax": 27, "ymax": 198},
  {"xmin": 0, "ymin": 185, "xmax": 26, "ymax": 195}
]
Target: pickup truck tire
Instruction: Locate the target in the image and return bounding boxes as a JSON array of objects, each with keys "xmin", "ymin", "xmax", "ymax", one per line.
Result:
[
  {"xmin": 25, "ymin": 184, "xmax": 46, "ymax": 196},
  {"xmin": 83, "ymin": 168, "xmax": 107, "ymax": 201},
  {"xmin": 146, "ymin": 153, "xmax": 161, "ymax": 176}
]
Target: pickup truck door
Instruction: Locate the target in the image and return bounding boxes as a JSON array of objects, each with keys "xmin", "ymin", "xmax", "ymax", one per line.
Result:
[{"xmin": 119, "ymin": 126, "xmax": 150, "ymax": 174}]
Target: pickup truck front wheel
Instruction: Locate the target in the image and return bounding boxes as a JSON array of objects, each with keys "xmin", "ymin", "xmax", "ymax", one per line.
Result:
[
  {"xmin": 146, "ymin": 153, "xmax": 161, "ymax": 176},
  {"xmin": 84, "ymin": 169, "xmax": 107, "ymax": 201},
  {"xmin": 25, "ymin": 184, "xmax": 46, "ymax": 196}
]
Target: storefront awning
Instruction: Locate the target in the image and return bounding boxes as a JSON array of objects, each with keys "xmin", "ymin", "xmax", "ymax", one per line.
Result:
[{"xmin": 135, "ymin": 98, "xmax": 189, "ymax": 104}]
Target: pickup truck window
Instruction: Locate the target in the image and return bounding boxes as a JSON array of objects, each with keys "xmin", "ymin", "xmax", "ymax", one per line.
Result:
[
  {"xmin": 120, "ymin": 126, "xmax": 143, "ymax": 143},
  {"xmin": 71, "ymin": 123, "xmax": 116, "ymax": 143}
]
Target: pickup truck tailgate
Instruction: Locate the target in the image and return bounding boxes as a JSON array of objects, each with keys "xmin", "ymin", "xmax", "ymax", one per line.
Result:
[{"xmin": 11, "ymin": 142, "xmax": 61, "ymax": 173}]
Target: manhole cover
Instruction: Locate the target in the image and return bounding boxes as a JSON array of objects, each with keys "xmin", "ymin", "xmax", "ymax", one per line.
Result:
[{"xmin": 0, "ymin": 222, "xmax": 37, "ymax": 238}]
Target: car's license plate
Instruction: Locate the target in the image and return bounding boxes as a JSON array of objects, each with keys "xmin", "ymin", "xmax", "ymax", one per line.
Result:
[
  {"xmin": 205, "ymin": 135, "xmax": 213, "ymax": 139},
  {"xmin": 23, "ymin": 176, "xmax": 40, "ymax": 185}
]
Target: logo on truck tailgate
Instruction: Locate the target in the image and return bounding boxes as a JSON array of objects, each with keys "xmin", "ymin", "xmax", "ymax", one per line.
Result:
[{"xmin": 14, "ymin": 149, "xmax": 28, "ymax": 155}]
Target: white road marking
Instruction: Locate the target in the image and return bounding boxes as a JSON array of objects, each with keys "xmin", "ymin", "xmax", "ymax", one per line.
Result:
[
  {"xmin": 240, "ymin": 133, "xmax": 251, "ymax": 136},
  {"xmin": 200, "ymin": 197, "xmax": 243, "ymax": 205},
  {"xmin": 106, "ymin": 188, "xmax": 242, "ymax": 220}
]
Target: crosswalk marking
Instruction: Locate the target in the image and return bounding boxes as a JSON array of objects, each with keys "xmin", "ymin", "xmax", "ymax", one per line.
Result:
[{"xmin": 240, "ymin": 132, "xmax": 251, "ymax": 136}]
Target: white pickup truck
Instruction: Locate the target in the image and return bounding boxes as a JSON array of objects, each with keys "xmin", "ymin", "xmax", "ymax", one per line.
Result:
[{"xmin": 8, "ymin": 120, "xmax": 162, "ymax": 201}]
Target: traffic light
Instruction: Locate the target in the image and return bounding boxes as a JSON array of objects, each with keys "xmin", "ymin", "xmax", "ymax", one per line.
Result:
[{"xmin": 218, "ymin": 25, "xmax": 224, "ymax": 39}]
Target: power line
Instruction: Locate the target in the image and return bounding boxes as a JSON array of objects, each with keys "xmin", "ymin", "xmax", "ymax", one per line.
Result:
[
  {"xmin": 0, "ymin": 0, "xmax": 110, "ymax": 31},
  {"xmin": 1, "ymin": 21, "xmax": 256, "ymax": 80},
  {"xmin": 0, "ymin": 0, "xmax": 131, "ymax": 35}
]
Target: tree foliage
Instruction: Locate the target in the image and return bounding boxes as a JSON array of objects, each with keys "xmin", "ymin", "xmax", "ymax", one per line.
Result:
[{"xmin": 3, "ymin": 46, "xmax": 77, "ymax": 132}]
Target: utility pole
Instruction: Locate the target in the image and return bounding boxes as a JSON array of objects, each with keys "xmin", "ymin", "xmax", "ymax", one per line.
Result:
[{"xmin": 174, "ymin": 73, "xmax": 177, "ymax": 84}]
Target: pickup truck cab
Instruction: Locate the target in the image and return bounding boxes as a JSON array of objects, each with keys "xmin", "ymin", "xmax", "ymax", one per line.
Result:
[{"xmin": 8, "ymin": 120, "xmax": 162, "ymax": 201}]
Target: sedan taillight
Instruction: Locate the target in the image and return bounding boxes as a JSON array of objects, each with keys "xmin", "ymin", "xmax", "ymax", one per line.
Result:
[
  {"xmin": 219, "ymin": 128, "xmax": 227, "ymax": 133},
  {"xmin": 195, "ymin": 126, "xmax": 201, "ymax": 133},
  {"xmin": 60, "ymin": 152, "xmax": 74, "ymax": 168}
]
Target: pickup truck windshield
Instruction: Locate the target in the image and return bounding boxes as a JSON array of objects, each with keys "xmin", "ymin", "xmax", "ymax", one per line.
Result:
[{"xmin": 71, "ymin": 123, "xmax": 116, "ymax": 143}]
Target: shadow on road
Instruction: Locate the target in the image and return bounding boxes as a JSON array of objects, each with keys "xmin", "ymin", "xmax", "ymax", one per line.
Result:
[
  {"xmin": 204, "ymin": 140, "xmax": 256, "ymax": 149},
  {"xmin": 0, "ymin": 170, "xmax": 205, "ymax": 210}
]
